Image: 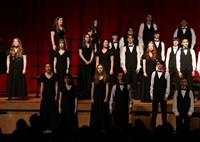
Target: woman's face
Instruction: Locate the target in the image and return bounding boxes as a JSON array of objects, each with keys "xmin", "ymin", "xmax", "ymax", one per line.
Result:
[
  {"xmin": 45, "ymin": 64, "xmax": 52, "ymax": 73},
  {"xmin": 58, "ymin": 18, "xmax": 63, "ymax": 26},
  {"xmin": 85, "ymin": 35, "xmax": 90, "ymax": 42},
  {"xmin": 94, "ymin": 20, "xmax": 98, "ymax": 27},
  {"xmin": 103, "ymin": 40, "xmax": 109, "ymax": 48},
  {"xmin": 13, "ymin": 39, "xmax": 19, "ymax": 47},
  {"xmin": 148, "ymin": 43, "xmax": 154, "ymax": 51},
  {"xmin": 59, "ymin": 41, "xmax": 65, "ymax": 49},
  {"xmin": 97, "ymin": 65, "xmax": 103, "ymax": 74}
]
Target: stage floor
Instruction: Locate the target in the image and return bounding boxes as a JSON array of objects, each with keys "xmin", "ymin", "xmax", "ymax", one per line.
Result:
[{"xmin": 0, "ymin": 94, "xmax": 200, "ymax": 134}]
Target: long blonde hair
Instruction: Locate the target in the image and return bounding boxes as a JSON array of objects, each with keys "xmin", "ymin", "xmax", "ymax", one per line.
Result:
[
  {"xmin": 145, "ymin": 42, "xmax": 157, "ymax": 61},
  {"xmin": 10, "ymin": 38, "xmax": 23, "ymax": 60}
]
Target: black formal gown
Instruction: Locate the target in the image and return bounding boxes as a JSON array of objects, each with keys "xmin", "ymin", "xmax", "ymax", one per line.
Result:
[
  {"xmin": 59, "ymin": 84, "xmax": 78, "ymax": 131},
  {"xmin": 6, "ymin": 48, "xmax": 27, "ymax": 99},
  {"xmin": 54, "ymin": 50, "xmax": 70, "ymax": 87},
  {"xmin": 141, "ymin": 55, "xmax": 157, "ymax": 102},
  {"xmin": 39, "ymin": 73, "xmax": 58, "ymax": 132},
  {"xmin": 96, "ymin": 49, "xmax": 113, "ymax": 75},
  {"xmin": 90, "ymin": 78, "xmax": 110, "ymax": 130},
  {"xmin": 50, "ymin": 26, "xmax": 66, "ymax": 68},
  {"xmin": 77, "ymin": 45, "xmax": 94, "ymax": 96}
]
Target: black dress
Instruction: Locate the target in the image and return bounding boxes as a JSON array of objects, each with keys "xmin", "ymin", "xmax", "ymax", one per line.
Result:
[
  {"xmin": 6, "ymin": 48, "xmax": 27, "ymax": 99},
  {"xmin": 39, "ymin": 73, "xmax": 58, "ymax": 131},
  {"xmin": 77, "ymin": 45, "xmax": 93, "ymax": 96},
  {"xmin": 141, "ymin": 55, "xmax": 157, "ymax": 102},
  {"xmin": 50, "ymin": 26, "xmax": 66, "ymax": 68},
  {"xmin": 90, "ymin": 78, "xmax": 110, "ymax": 130},
  {"xmin": 59, "ymin": 84, "xmax": 78, "ymax": 131},
  {"xmin": 54, "ymin": 50, "xmax": 70, "ymax": 87},
  {"xmin": 96, "ymin": 49, "xmax": 113, "ymax": 75}
]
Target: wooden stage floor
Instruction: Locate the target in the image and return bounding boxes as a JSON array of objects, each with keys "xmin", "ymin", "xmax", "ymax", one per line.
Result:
[{"xmin": 1, "ymin": 94, "xmax": 200, "ymax": 134}]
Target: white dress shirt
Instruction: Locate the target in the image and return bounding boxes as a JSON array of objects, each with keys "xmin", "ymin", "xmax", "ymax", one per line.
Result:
[
  {"xmin": 172, "ymin": 89, "xmax": 194, "ymax": 116},
  {"xmin": 109, "ymin": 83, "xmax": 133, "ymax": 110},
  {"xmin": 173, "ymin": 27, "xmax": 196, "ymax": 49},
  {"xmin": 120, "ymin": 43, "xmax": 141, "ymax": 72},
  {"xmin": 165, "ymin": 46, "xmax": 179, "ymax": 70},
  {"xmin": 150, "ymin": 70, "xmax": 170, "ymax": 98},
  {"xmin": 154, "ymin": 39, "xmax": 165, "ymax": 61},
  {"xmin": 176, "ymin": 48, "xmax": 196, "ymax": 72},
  {"xmin": 109, "ymin": 41, "xmax": 118, "ymax": 50},
  {"xmin": 138, "ymin": 22, "xmax": 158, "ymax": 46},
  {"xmin": 196, "ymin": 51, "xmax": 200, "ymax": 74}
]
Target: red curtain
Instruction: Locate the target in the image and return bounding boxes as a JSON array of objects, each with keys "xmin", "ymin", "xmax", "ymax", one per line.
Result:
[{"xmin": 0, "ymin": 0, "xmax": 200, "ymax": 93}]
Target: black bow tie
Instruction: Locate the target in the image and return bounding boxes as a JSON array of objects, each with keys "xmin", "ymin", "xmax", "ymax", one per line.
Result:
[
  {"xmin": 157, "ymin": 70, "xmax": 163, "ymax": 72},
  {"xmin": 183, "ymin": 48, "xmax": 188, "ymax": 50},
  {"xmin": 154, "ymin": 40, "xmax": 159, "ymax": 42},
  {"xmin": 128, "ymin": 44, "xmax": 133, "ymax": 47},
  {"xmin": 182, "ymin": 27, "xmax": 187, "ymax": 29},
  {"xmin": 113, "ymin": 41, "xmax": 118, "ymax": 43}
]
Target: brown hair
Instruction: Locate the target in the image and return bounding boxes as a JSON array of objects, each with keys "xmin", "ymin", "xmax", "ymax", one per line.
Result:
[
  {"xmin": 94, "ymin": 64, "xmax": 107, "ymax": 84},
  {"xmin": 81, "ymin": 34, "xmax": 92, "ymax": 47},
  {"xmin": 58, "ymin": 38, "xmax": 66, "ymax": 50},
  {"xmin": 53, "ymin": 17, "xmax": 66, "ymax": 33},
  {"xmin": 10, "ymin": 38, "xmax": 24, "ymax": 60}
]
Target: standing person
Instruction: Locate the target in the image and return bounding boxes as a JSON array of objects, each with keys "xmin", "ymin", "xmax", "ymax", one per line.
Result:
[
  {"xmin": 50, "ymin": 17, "xmax": 67, "ymax": 68},
  {"xmin": 109, "ymin": 32, "xmax": 121, "ymax": 84},
  {"xmin": 90, "ymin": 64, "xmax": 110, "ymax": 130},
  {"xmin": 138, "ymin": 14, "xmax": 158, "ymax": 53},
  {"xmin": 58, "ymin": 74, "xmax": 78, "ymax": 133},
  {"xmin": 119, "ymin": 27, "xmax": 140, "ymax": 49},
  {"xmin": 53, "ymin": 39, "xmax": 70, "ymax": 88},
  {"xmin": 39, "ymin": 63, "xmax": 59, "ymax": 133},
  {"xmin": 6, "ymin": 37, "xmax": 27, "ymax": 100},
  {"xmin": 119, "ymin": 27, "xmax": 142, "ymax": 57},
  {"xmin": 120, "ymin": 34, "xmax": 141, "ymax": 99},
  {"xmin": 172, "ymin": 78, "xmax": 194, "ymax": 131},
  {"xmin": 165, "ymin": 37, "xmax": 180, "ymax": 98},
  {"xmin": 173, "ymin": 17, "xmax": 196, "ymax": 49},
  {"xmin": 77, "ymin": 33, "xmax": 94, "ymax": 98},
  {"xmin": 141, "ymin": 42, "xmax": 157, "ymax": 102},
  {"xmin": 109, "ymin": 72, "xmax": 133, "ymax": 128},
  {"xmin": 176, "ymin": 38, "xmax": 196, "ymax": 92},
  {"xmin": 86, "ymin": 28, "xmax": 96, "ymax": 76},
  {"xmin": 90, "ymin": 19, "xmax": 101, "ymax": 52},
  {"xmin": 96, "ymin": 39, "xmax": 114, "ymax": 77},
  {"xmin": 153, "ymin": 30, "xmax": 165, "ymax": 61},
  {"xmin": 150, "ymin": 60, "xmax": 170, "ymax": 131}
]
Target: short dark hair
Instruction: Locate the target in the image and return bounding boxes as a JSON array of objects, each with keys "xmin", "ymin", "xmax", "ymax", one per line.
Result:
[
  {"xmin": 154, "ymin": 30, "xmax": 160, "ymax": 35},
  {"xmin": 112, "ymin": 32, "xmax": 119, "ymax": 36},
  {"xmin": 180, "ymin": 17, "xmax": 189, "ymax": 22},
  {"xmin": 157, "ymin": 59, "xmax": 165, "ymax": 66},
  {"xmin": 173, "ymin": 37, "xmax": 180, "ymax": 42}
]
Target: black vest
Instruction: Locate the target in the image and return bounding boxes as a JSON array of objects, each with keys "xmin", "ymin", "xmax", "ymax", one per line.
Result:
[
  {"xmin": 114, "ymin": 83, "xmax": 129, "ymax": 111},
  {"xmin": 177, "ymin": 27, "xmax": 192, "ymax": 48},
  {"xmin": 143, "ymin": 22, "xmax": 155, "ymax": 44},
  {"xmin": 180, "ymin": 48, "xmax": 192, "ymax": 71},
  {"xmin": 110, "ymin": 41, "xmax": 120, "ymax": 68},
  {"xmin": 169, "ymin": 47, "xmax": 179, "ymax": 69},
  {"xmin": 125, "ymin": 45, "xmax": 137, "ymax": 69},
  {"xmin": 154, "ymin": 41, "xmax": 162, "ymax": 61},
  {"xmin": 153, "ymin": 71, "xmax": 167, "ymax": 97},
  {"xmin": 177, "ymin": 88, "xmax": 190, "ymax": 116}
]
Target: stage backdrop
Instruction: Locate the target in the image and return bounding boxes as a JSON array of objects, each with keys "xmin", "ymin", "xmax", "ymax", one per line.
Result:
[{"xmin": 0, "ymin": 0, "xmax": 200, "ymax": 94}]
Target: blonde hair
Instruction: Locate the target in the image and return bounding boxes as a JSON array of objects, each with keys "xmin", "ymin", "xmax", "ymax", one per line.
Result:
[{"xmin": 10, "ymin": 38, "xmax": 23, "ymax": 60}]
